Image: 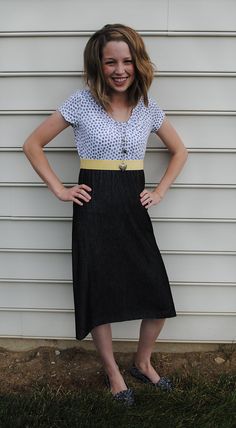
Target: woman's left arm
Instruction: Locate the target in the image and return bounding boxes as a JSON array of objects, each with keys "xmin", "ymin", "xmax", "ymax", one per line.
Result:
[{"xmin": 140, "ymin": 117, "xmax": 188, "ymax": 208}]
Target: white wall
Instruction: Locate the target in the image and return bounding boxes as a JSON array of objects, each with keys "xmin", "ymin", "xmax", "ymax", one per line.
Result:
[{"xmin": 0, "ymin": 0, "xmax": 235, "ymax": 343}]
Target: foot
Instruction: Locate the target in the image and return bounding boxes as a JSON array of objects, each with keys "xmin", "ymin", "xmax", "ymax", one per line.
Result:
[
  {"xmin": 133, "ymin": 360, "xmax": 161, "ymax": 384},
  {"xmin": 105, "ymin": 370, "xmax": 128, "ymax": 395}
]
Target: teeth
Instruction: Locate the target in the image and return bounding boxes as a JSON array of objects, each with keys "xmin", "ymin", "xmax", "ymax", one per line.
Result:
[{"xmin": 113, "ymin": 78, "xmax": 127, "ymax": 82}]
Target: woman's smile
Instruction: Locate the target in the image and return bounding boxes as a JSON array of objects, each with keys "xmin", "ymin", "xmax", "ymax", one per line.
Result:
[
  {"xmin": 112, "ymin": 76, "xmax": 129, "ymax": 85},
  {"xmin": 102, "ymin": 41, "xmax": 135, "ymax": 93}
]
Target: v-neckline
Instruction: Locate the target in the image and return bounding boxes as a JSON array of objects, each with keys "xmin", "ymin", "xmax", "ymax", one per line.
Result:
[
  {"xmin": 89, "ymin": 91, "xmax": 142, "ymax": 125},
  {"xmin": 88, "ymin": 89, "xmax": 140, "ymax": 124},
  {"xmin": 103, "ymin": 104, "xmax": 136, "ymax": 124}
]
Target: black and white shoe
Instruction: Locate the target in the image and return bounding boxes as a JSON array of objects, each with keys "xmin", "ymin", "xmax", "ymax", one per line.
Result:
[
  {"xmin": 104, "ymin": 373, "xmax": 135, "ymax": 406},
  {"xmin": 129, "ymin": 364, "xmax": 173, "ymax": 391}
]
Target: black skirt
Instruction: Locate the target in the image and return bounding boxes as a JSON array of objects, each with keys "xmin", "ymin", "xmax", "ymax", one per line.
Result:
[{"xmin": 72, "ymin": 167, "xmax": 176, "ymax": 340}]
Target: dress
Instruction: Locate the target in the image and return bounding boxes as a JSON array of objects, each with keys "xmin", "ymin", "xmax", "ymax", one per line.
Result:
[{"xmin": 58, "ymin": 88, "xmax": 177, "ymax": 340}]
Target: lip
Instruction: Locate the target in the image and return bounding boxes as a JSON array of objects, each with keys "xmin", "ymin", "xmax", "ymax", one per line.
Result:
[{"xmin": 111, "ymin": 77, "xmax": 129, "ymax": 85}]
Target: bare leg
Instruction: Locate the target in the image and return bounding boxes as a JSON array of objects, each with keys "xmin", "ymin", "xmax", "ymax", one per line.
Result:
[
  {"xmin": 91, "ymin": 323, "xmax": 127, "ymax": 394},
  {"xmin": 134, "ymin": 318, "xmax": 166, "ymax": 383}
]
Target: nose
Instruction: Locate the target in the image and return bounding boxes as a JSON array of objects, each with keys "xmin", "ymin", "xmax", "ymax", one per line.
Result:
[{"xmin": 114, "ymin": 61, "xmax": 125, "ymax": 75}]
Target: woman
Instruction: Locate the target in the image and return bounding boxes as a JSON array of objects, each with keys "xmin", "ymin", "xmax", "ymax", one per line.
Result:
[{"xmin": 23, "ymin": 24, "xmax": 188, "ymax": 406}]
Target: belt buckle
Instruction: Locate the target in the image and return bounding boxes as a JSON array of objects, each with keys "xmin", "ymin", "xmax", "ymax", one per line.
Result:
[{"xmin": 119, "ymin": 161, "xmax": 127, "ymax": 171}]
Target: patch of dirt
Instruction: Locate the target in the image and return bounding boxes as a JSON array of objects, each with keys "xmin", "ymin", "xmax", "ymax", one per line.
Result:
[{"xmin": 0, "ymin": 345, "xmax": 235, "ymax": 394}]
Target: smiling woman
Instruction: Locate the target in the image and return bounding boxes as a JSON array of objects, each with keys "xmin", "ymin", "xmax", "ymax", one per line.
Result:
[
  {"xmin": 102, "ymin": 41, "xmax": 135, "ymax": 94},
  {"xmin": 83, "ymin": 24, "xmax": 154, "ymax": 110},
  {"xmin": 23, "ymin": 23, "xmax": 188, "ymax": 405}
]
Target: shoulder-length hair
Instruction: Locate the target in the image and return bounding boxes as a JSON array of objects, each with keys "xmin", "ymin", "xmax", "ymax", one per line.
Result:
[{"xmin": 83, "ymin": 24, "xmax": 154, "ymax": 110}]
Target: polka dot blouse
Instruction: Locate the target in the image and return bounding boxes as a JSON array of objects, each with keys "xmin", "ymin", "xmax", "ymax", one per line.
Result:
[{"xmin": 57, "ymin": 88, "xmax": 165, "ymax": 160}]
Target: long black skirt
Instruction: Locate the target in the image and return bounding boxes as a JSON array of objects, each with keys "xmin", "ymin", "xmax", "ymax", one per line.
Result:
[{"xmin": 72, "ymin": 167, "xmax": 176, "ymax": 340}]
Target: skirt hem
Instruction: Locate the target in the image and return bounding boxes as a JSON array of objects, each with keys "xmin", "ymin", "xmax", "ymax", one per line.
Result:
[{"xmin": 75, "ymin": 310, "xmax": 177, "ymax": 341}]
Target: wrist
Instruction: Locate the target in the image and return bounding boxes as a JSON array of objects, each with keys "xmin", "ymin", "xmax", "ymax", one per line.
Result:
[
  {"xmin": 154, "ymin": 188, "xmax": 164, "ymax": 200},
  {"xmin": 53, "ymin": 184, "xmax": 66, "ymax": 199}
]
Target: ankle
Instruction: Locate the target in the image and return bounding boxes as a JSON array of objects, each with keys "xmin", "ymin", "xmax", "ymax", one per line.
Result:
[
  {"xmin": 104, "ymin": 363, "xmax": 120, "ymax": 377},
  {"xmin": 134, "ymin": 359, "xmax": 152, "ymax": 370}
]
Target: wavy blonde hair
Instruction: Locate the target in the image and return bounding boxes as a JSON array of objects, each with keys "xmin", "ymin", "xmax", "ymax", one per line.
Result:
[{"xmin": 83, "ymin": 24, "xmax": 154, "ymax": 109}]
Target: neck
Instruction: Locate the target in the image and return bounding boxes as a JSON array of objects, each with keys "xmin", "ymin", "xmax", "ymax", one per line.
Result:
[{"xmin": 109, "ymin": 91, "xmax": 129, "ymax": 107}]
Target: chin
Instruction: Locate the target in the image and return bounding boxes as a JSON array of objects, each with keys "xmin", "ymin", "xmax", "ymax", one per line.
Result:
[{"xmin": 110, "ymin": 83, "xmax": 132, "ymax": 93}]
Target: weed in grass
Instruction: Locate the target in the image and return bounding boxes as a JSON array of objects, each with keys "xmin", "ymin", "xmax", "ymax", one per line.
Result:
[{"xmin": 218, "ymin": 342, "xmax": 236, "ymax": 363}]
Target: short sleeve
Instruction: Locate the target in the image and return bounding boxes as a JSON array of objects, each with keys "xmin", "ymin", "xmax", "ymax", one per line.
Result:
[
  {"xmin": 57, "ymin": 90, "xmax": 82, "ymax": 126},
  {"xmin": 149, "ymin": 98, "xmax": 166, "ymax": 133}
]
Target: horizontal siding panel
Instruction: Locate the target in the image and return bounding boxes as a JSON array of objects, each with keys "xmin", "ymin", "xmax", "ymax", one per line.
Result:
[
  {"xmin": 0, "ymin": 77, "xmax": 84, "ymax": 110},
  {"xmin": 169, "ymin": 0, "xmax": 236, "ymax": 31},
  {"xmin": 0, "ymin": 152, "xmax": 80, "ymax": 183},
  {"xmin": 0, "ymin": 252, "xmax": 235, "ymax": 283},
  {"xmin": 165, "ymin": 254, "xmax": 236, "ymax": 283},
  {"xmin": 0, "ymin": 252, "xmax": 72, "ymax": 280},
  {"xmin": 151, "ymin": 115, "xmax": 236, "ymax": 150},
  {"xmin": 2, "ymin": 36, "xmax": 236, "ymax": 72},
  {"xmin": 0, "ymin": 186, "xmax": 73, "ymax": 217},
  {"xmin": 0, "ymin": 282, "xmax": 235, "ymax": 313},
  {"xmin": 0, "ymin": 36, "xmax": 87, "ymax": 72},
  {"xmin": 153, "ymin": 76, "xmax": 236, "ymax": 111},
  {"xmin": 0, "ymin": 187, "xmax": 234, "ymax": 219},
  {"xmin": 2, "ymin": 114, "xmax": 236, "ymax": 150},
  {"xmin": 1, "ymin": 151, "xmax": 236, "ymax": 184},
  {"xmin": 147, "ymin": 152, "xmax": 236, "ymax": 185},
  {"xmin": 146, "ymin": 36, "xmax": 236, "ymax": 72},
  {"xmin": 1, "ymin": 220, "xmax": 236, "ymax": 252},
  {"xmin": 0, "ymin": 282, "xmax": 73, "ymax": 309},
  {"xmin": 0, "ymin": 220, "xmax": 72, "ymax": 250},
  {"xmin": 148, "ymin": 188, "xmax": 235, "ymax": 219},
  {"xmin": 111, "ymin": 315, "xmax": 236, "ymax": 342},
  {"xmin": 1, "ymin": 0, "xmax": 236, "ymax": 33},
  {"xmin": 1, "ymin": 76, "xmax": 236, "ymax": 111},
  {"xmin": 153, "ymin": 222, "xmax": 236, "ymax": 251},
  {"xmin": 0, "ymin": 311, "xmax": 75, "ymax": 338},
  {"xmin": 0, "ymin": 0, "xmax": 168, "ymax": 31},
  {"xmin": 172, "ymin": 285, "xmax": 236, "ymax": 313},
  {"xmin": 0, "ymin": 115, "xmax": 75, "ymax": 149},
  {"xmin": 0, "ymin": 311, "xmax": 235, "ymax": 342}
]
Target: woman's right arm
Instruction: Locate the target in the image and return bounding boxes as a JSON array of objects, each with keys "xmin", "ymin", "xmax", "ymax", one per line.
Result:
[{"xmin": 23, "ymin": 111, "xmax": 92, "ymax": 205}]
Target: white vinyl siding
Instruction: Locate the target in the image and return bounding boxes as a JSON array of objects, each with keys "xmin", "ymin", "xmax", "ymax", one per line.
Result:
[{"xmin": 0, "ymin": 0, "xmax": 235, "ymax": 343}]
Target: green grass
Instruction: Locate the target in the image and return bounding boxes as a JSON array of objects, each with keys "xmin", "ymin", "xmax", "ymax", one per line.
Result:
[{"xmin": 0, "ymin": 373, "xmax": 235, "ymax": 428}]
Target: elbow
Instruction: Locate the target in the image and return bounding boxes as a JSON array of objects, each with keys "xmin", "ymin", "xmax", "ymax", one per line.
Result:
[
  {"xmin": 22, "ymin": 137, "xmax": 32, "ymax": 156},
  {"xmin": 22, "ymin": 137, "xmax": 39, "ymax": 158},
  {"xmin": 183, "ymin": 146, "xmax": 188, "ymax": 162},
  {"xmin": 22, "ymin": 140, "xmax": 30, "ymax": 158},
  {"xmin": 173, "ymin": 144, "xmax": 188, "ymax": 163},
  {"xmin": 22, "ymin": 140, "xmax": 28, "ymax": 155},
  {"xmin": 180, "ymin": 143, "xmax": 188, "ymax": 163}
]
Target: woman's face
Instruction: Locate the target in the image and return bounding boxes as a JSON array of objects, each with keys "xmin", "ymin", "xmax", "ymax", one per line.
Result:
[{"xmin": 102, "ymin": 41, "xmax": 135, "ymax": 94}]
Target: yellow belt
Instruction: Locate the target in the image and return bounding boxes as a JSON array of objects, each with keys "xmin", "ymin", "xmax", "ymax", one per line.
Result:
[{"xmin": 80, "ymin": 158, "xmax": 144, "ymax": 171}]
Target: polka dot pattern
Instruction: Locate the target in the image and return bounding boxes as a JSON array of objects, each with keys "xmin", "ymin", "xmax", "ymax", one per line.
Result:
[{"xmin": 57, "ymin": 89, "xmax": 165, "ymax": 160}]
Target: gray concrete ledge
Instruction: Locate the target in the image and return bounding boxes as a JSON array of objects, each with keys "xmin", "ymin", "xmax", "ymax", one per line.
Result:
[{"xmin": 0, "ymin": 337, "xmax": 231, "ymax": 353}]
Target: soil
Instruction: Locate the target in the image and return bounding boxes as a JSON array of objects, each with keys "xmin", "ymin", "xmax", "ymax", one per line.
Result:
[{"xmin": 0, "ymin": 345, "xmax": 235, "ymax": 395}]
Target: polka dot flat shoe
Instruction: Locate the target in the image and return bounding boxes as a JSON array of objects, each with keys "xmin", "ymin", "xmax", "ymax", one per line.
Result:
[
  {"xmin": 129, "ymin": 364, "xmax": 173, "ymax": 391},
  {"xmin": 104, "ymin": 373, "xmax": 135, "ymax": 406}
]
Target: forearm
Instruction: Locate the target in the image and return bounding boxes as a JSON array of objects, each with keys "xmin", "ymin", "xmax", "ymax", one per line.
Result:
[
  {"xmin": 23, "ymin": 141, "xmax": 65, "ymax": 198},
  {"xmin": 154, "ymin": 148, "xmax": 188, "ymax": 198}
]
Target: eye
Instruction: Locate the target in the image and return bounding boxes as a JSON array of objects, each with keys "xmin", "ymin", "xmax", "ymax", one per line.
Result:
[
  {"xmin": 124, "ymin": 60, "xmax": 133, "ymax": 64},
  {"xmin": 104, "ymin": 61, "xmax": 115, "ymax": 65}
]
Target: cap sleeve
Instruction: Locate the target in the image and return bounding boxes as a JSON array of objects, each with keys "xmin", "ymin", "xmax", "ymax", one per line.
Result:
[
  {"xmin": 149, "ymin": 98, "xmax": 166, "ymax": 133},
  {"xmin": 57, "ymin": 90, "xmax": 82, "ymax": 126}
]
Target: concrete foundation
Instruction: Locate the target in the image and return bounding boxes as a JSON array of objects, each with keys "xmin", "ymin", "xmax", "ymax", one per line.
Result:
[{"xmin": 0, "ymin": 337, "xmax": 231, "ymax": 353}]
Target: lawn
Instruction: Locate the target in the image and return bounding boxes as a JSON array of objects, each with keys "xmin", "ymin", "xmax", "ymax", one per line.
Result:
[
  {"xmin": 0, "ymin": 372, "xmax": 235, "ymax": 428},
  {"xmin": 0, "ymin": 345, "xmax": 235, "ymax": 427}
]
